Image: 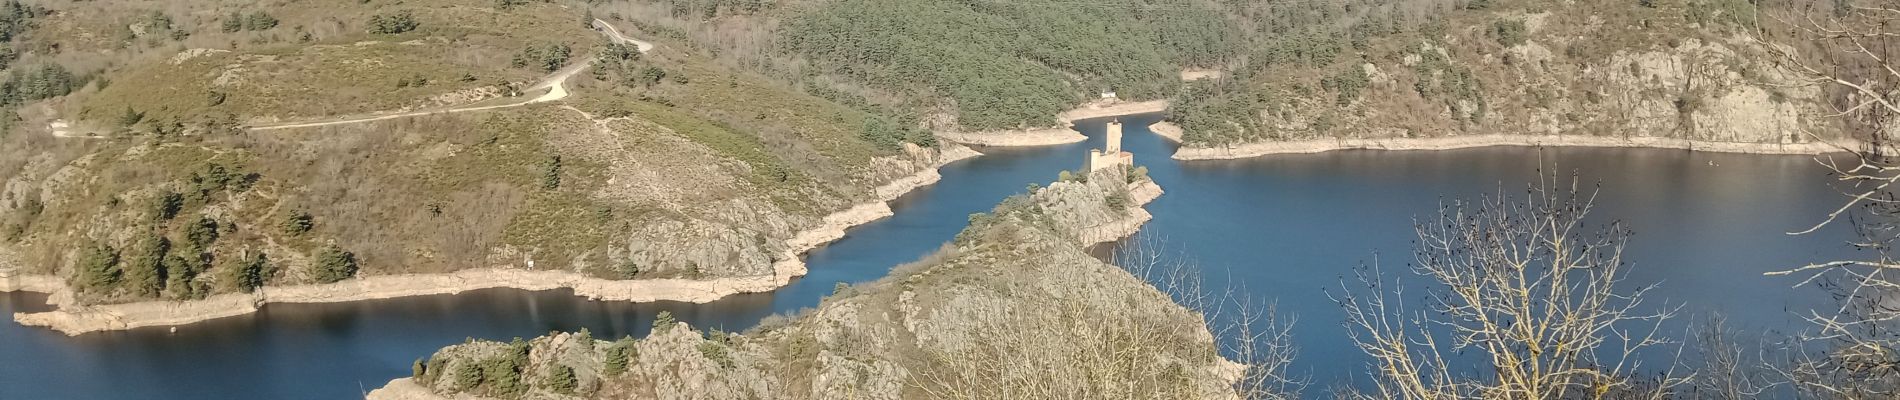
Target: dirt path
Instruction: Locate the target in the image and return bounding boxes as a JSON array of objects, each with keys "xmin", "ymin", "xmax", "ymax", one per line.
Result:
[{"xmin": 240, "ymin": 19, "xmax": 646, "ymax": 132}]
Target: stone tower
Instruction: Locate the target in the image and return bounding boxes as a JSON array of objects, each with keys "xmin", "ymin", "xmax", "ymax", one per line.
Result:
[{"xmin": 1088, "ymin": 118, "xmax": 1133, "ymax": 171}]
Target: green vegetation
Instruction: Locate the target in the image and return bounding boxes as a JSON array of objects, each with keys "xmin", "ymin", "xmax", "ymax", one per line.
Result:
[
  {"xmin": 222, "ymin": 253, "xmax": 272, "ymax": 293},
  {"xmin": 124, "ymin": 232, "xmax": 169, "ymax": 298},
  {"xmin": 858, "ymin": 116, "xmax": 934, "ymax": 151},
  {"xmin": 0, "ymin": 1, "xmax": 46, "ymax": 42},
  {"xmin": 367, "ymin": 11, "xmax": 420, "ymax": 34},
  {"xmin": 1491, "ymin": 19, "xmax": 1528, "ymax": 47},
  {"xmin": 539, "ymin": 155, "xmax": 562, "ymax": 190},
  {"xmin": 602, "ymin": 337, "xmax": 636, "ymax": 376},
  {"xmin": 542, "ymin": 364, "xmax": 577, "ymax": 394},
  {"xmin": 512, "ymin": 43, "xmax": 573, "ymax": 73},
  {"xmin": 281, "ymin": 210, "xmax": 313, "ymax": 236},
  {"xmin": 75, "ymin": 243, "xmax": 121, "ymax": 293},
  {"xmin": 311, "ymin": 245, "xmax": 359, "ymax": 284},
  {"xmin": 448, "ymin": 338, "xmax": 533, "ymax": 397},
  {"xmin": 653, "ymin": 311, "xmax": 677, "ymax": 333},
  {"xmin": 223, "ymin": 11, "xmax": 279, "ymax": 33},
  {"xmin": 781, "ymin": 0, "xmax": 1237, "ymax": 130},
  {"xmin": 0, "ymin": 63, "xmax": 77, "ymax": 106},
  {"xmin": 697, "ymin": 340, "xmax": 734, "ymax": 369},
  {"xmin": 150, "ymin": 191, "xmax": 183, "ymax": 221}
]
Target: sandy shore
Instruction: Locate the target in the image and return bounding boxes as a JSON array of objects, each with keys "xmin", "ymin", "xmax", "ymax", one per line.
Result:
[
  {"xmin": 939, "ymin": 100, "xmax": 1171, "ymax": 148},
  {"xmin": 1149, "ymin": 122, "xmax": 1185, "ymax": 144},
  {"xmin": 1058, "ymin": 99, "xmax": 1169, "ymax": 123},
  {"xmin": 1173, "ymin": 134, "xmax": 1869, "ymax": 160},
  {"xmin": 938, "ymin": 128, "xmax": 1086, "ymax": 147},
  {"xmin": 9, "ymin": 145, "xmax": 984, "ymax": 336}
]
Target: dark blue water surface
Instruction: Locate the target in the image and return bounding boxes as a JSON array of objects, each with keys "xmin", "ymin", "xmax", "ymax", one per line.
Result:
[{"xmin": 0, "ymin": 116, "xmax": 1858, "ymax": 398}]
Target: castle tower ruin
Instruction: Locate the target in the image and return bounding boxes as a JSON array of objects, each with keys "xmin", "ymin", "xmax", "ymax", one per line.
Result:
[{"xmin": 1088, "ymin": 118, "xmax": 1133, "ymax": 171}]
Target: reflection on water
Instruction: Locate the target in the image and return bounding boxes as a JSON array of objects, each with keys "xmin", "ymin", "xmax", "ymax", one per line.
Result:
[{"xmin": 0, "ymin": 115, "xmax": 1862, "ymax": 399}]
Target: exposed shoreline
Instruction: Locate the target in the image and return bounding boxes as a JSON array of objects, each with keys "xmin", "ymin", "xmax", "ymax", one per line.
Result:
[
  {"xmin": 937, "ymin": 128, "xmax": 1086, "ymax": 147},
  {"xmin": 1149, "ymin": 122, "xmax": 1185, "ymax": 144},
  {"xmin": 938, "ymin": 100, "xmax": 1171, "ymax": 148},
  {"xmin": 1172, "ymin": 134, "xmax": 1868, "ymax": 160},
  {"xmin": 367, "ymin": 170, "xmax": 1169, "ymax": 400},
  {"xmin": 6, "ymin": 145, "xmax": 983, "ymax": 336}
]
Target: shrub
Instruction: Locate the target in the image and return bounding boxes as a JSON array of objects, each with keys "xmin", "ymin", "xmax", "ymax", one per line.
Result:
[
  {"xmin": 453, "ymin": 362, "xmax": 482, "ymax": 389},
  {"xmin": 76, "ymin": 243, "xmax": 121, "ymax": 291},
  {"xmin": 244, "ymin": 12, "xmax": 277, "ymax": 31},
  {"xmin": 125, "ymin": 232, "xmax": 169, "ymax": 298},
  {"xmin": 511, "ymin": 43, "xmax": 572, "ymax": 73},
  {"xmin": 603, "ymin": 337, "xmax": 637, "ymax": 376},
  {"xmin": 540, "ymin": 155, "xmax": 562, "ymax": 190},
  {"xmin": 117, "ymin": 106, "xmax": 145, "ymax": 128},
  {"xmin": 697, "ymin": 341, "xmax": 734, "ymax": 369},
  {"xmin": 1057, "ymin": 170, "xmax": 1087, "ymax": 183},
  {"xmin": 1492, "ymin": 19, "xmax": 1528, "ymax": 47},
  {"xmin": 638, "ymin": 66, "xmax": 667, "ymax": 86},
  {"xmin": 281, "ymin": 210, "xmax": 313, "ymax": 236},
  {"xmin": 311, "ymin": 245, "xmax": 358, "ymax": 283},
  {"xmin": 150, "ymin": 190, "xmax": 183, "ymax": 220},
  {"xmin": 653, "ymin": 311, "xmax": 677, "ymax": 333},
  {"xmin": 223, "ymin": 253, "xmax": 270, "ymax": 293},
  {"xmin": 1126, "ymin": 165, "xmax": 1149, "ymax": 183},
  {"xmin": 366, "ymin": 11, "xmax": 419, "ymax": 34},
  {"xmin": 613, "ymin": 258, "xmax": 639, "ymax": 279},
  {"xmin": 543, "ymin": 364, "xmax": 577, "ymax": 394},
  {"xmin": 184, "ymin": 216, "xmax": 219, "ymax": 248},
  {"xmin": 220, "ymin": 12, "xmax": 243, "ymax": 33},
  {"xmin": 1106, "ymin": 191, "xmax": 1130, "ymax": 210}
]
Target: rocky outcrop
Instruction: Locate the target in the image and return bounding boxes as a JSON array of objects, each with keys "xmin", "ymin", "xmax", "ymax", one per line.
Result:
[{"xmin": 369, "ymin": 165, "xmax": 1252, "ymax": 400}]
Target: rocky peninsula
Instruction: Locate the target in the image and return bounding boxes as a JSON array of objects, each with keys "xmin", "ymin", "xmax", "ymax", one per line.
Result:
[{"xmin": 366, "ymin": 164, "xmax": 1263, "ymax": 400}]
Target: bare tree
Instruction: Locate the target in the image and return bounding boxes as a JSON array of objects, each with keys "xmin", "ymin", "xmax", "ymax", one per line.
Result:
[
  {"xmin": 1684, "ymin": 315, "xmax": 1779, "ymax": 400},
  {"xmin": 1330, "ymin": 175, "xmax": 1687, "ymax": 400},
  {"xmin": 1760, "ymin": 2, "xmax": 1900, "ymax": 398}
]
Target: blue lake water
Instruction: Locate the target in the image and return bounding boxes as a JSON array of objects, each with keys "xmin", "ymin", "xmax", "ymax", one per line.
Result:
[{"xmin": 0, "ymin": 116, "xmax": 1858, "ymax": 398}]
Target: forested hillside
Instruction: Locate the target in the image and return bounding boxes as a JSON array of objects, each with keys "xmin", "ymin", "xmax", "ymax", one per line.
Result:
[
  {"xmin": 1166, "ymin": 0, "xmax": 1851, "ymax": 149},
  {"xmin": 586, "ymin": 0, "xmax": 1244, "ymax": 133},
  {"xmin": 779, "ymin": 0, "xmax": 1235, "ymax": 131}
]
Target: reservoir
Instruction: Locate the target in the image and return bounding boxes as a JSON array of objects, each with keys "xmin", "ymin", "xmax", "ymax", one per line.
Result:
[{"xmin": 0, "ymin": 115, "xmax": 1857, "ymax": 398}]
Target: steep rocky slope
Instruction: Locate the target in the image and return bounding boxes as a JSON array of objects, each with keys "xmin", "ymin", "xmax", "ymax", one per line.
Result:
[
  {"xmin": 364, "ymin": 166, "xmax": 1256, "ymax": 400},
  {"xmin": 1166, "ymin": 0, "xmax": 1855, "ymax": 158}
]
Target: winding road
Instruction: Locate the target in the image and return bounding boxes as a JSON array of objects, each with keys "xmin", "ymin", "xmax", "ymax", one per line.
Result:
[{"xmin": 242, "ymin": 19, "xmax": 651, "ymax": 132}]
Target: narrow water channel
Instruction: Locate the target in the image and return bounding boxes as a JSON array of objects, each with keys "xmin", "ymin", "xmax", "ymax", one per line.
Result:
[{"xmin": 0, "ymin": 116, "xmax": 1859, "ymax": 398}]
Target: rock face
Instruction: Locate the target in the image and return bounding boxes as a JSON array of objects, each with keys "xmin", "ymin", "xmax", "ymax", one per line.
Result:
[{"xmin": 372, "ymin": 166, "xmax": 1250, "ymax": 400}]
